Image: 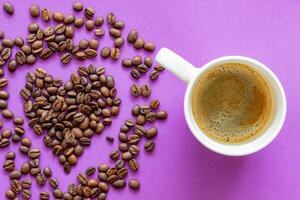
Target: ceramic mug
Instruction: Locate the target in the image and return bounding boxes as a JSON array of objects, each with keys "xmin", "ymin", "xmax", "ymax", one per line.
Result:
[{"xmin": 155, "ymin": 47, "xmax": 286, "ymax": 156}]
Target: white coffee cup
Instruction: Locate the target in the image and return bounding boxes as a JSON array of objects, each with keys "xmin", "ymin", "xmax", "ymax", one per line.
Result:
[{"xmin": 155, "ymin": 47, "xmax": 286, "ymax": 156}]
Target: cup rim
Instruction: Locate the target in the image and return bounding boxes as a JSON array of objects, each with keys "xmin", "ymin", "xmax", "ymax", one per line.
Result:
[{"xmin": 184, "ymin": 55, "xmax": 287, "ymax": 156}]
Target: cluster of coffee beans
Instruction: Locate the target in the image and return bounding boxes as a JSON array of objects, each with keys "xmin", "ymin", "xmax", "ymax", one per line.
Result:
[
  {"xmin": 130, "ymin": 83, "xmax": 152, "ymax": 97},
  {"xmin": 20, "ymin": 66, "xmax": 121, "ymax": 174}
]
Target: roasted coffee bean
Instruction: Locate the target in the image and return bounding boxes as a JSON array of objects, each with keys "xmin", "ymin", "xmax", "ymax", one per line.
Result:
[
  {"xmin": 128, "ymin": 159, "xmax": 139, "ymax": 171},
  {"xmin": 6, "ymin": 151, "xmax": 16, "ymax": 160},
  {"xmin": 119, "ymin": 143, "xmax": 129, "ymax": 152},
  {"xmin": 106, "ymin": 136, "xmax": 114, "ymax": 143},
  {"xmin": 68, "ymin": 154, "xmax": 78, "ymax": 165},
  {"xmin": 73, "ymin": 2, "xmax": 83, "ymax": 11},
  {"xmin": 21, "ymin": 162, "xmax": 30, "ymax": 174},
  {"xmin": 36, "ymin": 173, "xmax": 46, "ymax": 186},
  {"xmin": 150, "ymin": 70, "xmax": 159, "ymax": 80},
  {"xmin": 85, "ymin": 48, "xmax": 97, "ymax": 58},
  {"xmin": 53, "ymin": 12, "xmax": 65, "ymax": 22},
  {"xmin": 115, "ymin": 160, "xmax": 125, "ymax": 169},
  {"xmin": 74, "ymin": 17, "xmax": 84, "ymax": 27},
  {"xmin": 86, "ymin": 20, "xmax": 94, "ymax": 30},
  {"xmin": 21, "ymin": 44, "xmax": 32, "ymax": 54},
  {"xmin": 114, "ymin": 37, "xmax": 124, "ymax": 48},
  {"xmin": 132, "ymin": 55, "xmax": 142, "ymax": 66},
  {"xmin": 5, "ymin": 189, "xmax": 15, "ymax": 199},
  {"xmin": 154, "ymin": 65, "xmax": 165, "ymax": 71},
  {"xmin": 98, "ymin": 163, "xmax": 109, "ymax": 172},
  {"xmin": 49, "ymin": 177, "xmax": 59, "ymax": 189},
  {"xmin": 40, "ymin": 48, "xmax": 53, "ymax": 59},
  {"xmin": 14, "ymin": 36, "xmax": 24, "ymax": 47},
  {"xmin": 10, "ymin": 170, "xmax": 21, "ymax": 180},
  {"xmin": 1, "ymin": 47, "xmax": 12, "ymax": 60},
  {"xmin": 157, "ymin": 110, "xmax": 168, "ymax": 119},
  {"xmin": 2, "ymin": 38, "xmax": 14, "ymax": 47},
  {"xmin": 144, "ymin": 140, "xmax": 155, "ymax": 152},
  {"xmin": 131, "ymin": 69, "xmax": 140, "ymax": 79},
  {"xmin": 64, "ymin": 14, "xmax": 75, "ymax": 24},
  {"xmin": 30, "ymin": 4, "xmax": 40, "ymax": 17},
  {"xmin": 11, "ymin": 179, "xmax": 22, "ymax": 194},
  {"xmin": 107, "ymin": 174, "xmax": 118, "ymax": 184},
  {"xmin": 110, "ymin": 150, "xmax": 120, "ymax": 161},
  {"xmin": 86, "ymin": 166, "xmax": 96, "ymax": 176},
  {"xmin": 65, "ymin": 26, "xmax": 74, "ymax": 38},
  {"xmin": 122, "ymin": 58, "xmax": 132, "ymax": 67},
  {"xmin": 127, "ymin": 29, "xmax": 138, "ymax": 43},
  {"xmin": 41, "ymin": 8, "xmax": 52, "ymax": 21},
  {"xmin": 128, "ymin": 134, "xmax": 140, "ymax": 145},
  {"xmin": 2, "ymin": 109, "xmax": 14, "ymax": 119},
  {"xmin": 21, "ymin": 180, "xmax": 32, "ymax": 189},
  {"xmin": 43, "ymin": 167, "xmax": 52, "ymax": 177},
  {"xmin": 145, "ymin": 127, "xmax": 158, "ymax": 138},
  {"xmin": 130, "ymin": 84, "xmax": 141, "ymax": 97},
  {"xmin": 112, "ymin": 180, "xmax": 126, "ymax": 189},
  {"xmin": 117, "ymin": 167, "xmax": 128, "ymax": 179},
  {"xmin": 53, "ymin": 188, "xmax": 63, "ymax": 198},
  {"xmin": 89, "ymin": 39, "xmax": 99, "ymax": 50},
  {"xmin": 121, "ymin": 151, "xmax": 133, "ymax": 161},
  {"xmin": 118, "ymin": 132, "xmax": 128, "ymax": 143},
  {"xmin": 3, "ymin": 160, "xmax": 15, "ymax": 171},
  {"xmin": 3, "ymin": 2, "xmax": 14, "ymax": 15},
  {"xmin": 28, "ymin": 23, "xmax": 39, "ymax": 33},
  {"xmin": 2, "ymin": 128, "xmax": 12, "ymax": 138},
  {"xmin": 129, "ymin": 179, "xmax": 140, "ymax": 190},
  {"xmin": 21, "ymin": 138, "xmax": 31, "ymax": 147},
  {"xmin": 84, "ymin": 7, "xmax": 94, "ymax": 19},
  {"xmin": 19, "ymin": 145, "xmax": 29, "ymax": 154},
  {"xmin": 137, "ymin": 64, "xmax": 148, "ymax": 73},
  {"xmin": 13, "ymin": 116, "xmax": 23, "ymax": 126},
  {"xmin": 129, "ymin": 145, "xmax": 140, "ymax": 156},
  {"xmin": 134, "ymin": 38, "xmax": 145, "ymax": 49},
  {"xmin": 131, "ymin": 105, "xmax": 140, "ymax": 116},
  {"xmin": 0, "ymin": 31, "xmax": 4, "ymax": 39},
  {"xmin": 77, "ymin": 173, "xmax": 88, "ymax": 185},
  {"xmin": 145, "ymin": 112, "xmax": 156, "ymax": 122},
  {"xmin": 64, "ymin": 162, "xmax": 71, "ymax": 174},
  {"xmin": 107, "ymin": 12, "xmax": 116, "ymax": 25},
  {"xmin": 94, "ymin": 28, "xmax": 105, "ymax": 37},
  {"xmin": 150, "ymin": 99, "xmax": 160, "ymax": 110},
  {"xmin": 136, "ymin": 115, "xmax": 145, "ymax": 125},
  {"xmin": 110, "ymin": 28, "xmax": 121, "ymax": 38},
  {"xmin": 110, "ymin": 47, "xmax": 120, "ymax": 59},
  {"xmin": 28, "ymin": 148, "xmax": 40, "ymax": 159},
  {"xmin": 12, "ymin": 134, "xmax": 21, "ymax": 143},
  {"xmin": 141, "ymin": 85, "xmax": 151, "ymax": 97},
  {"xmin": 22, "ymin": 189, "xmax": 31, "ymax": 199},
  {"xmin": 79, "ymin": 39, "xmax": 89, "ymax": 49},
  {"xmin": 40, "ymin": 191, "xmax": 50, "ymax": 200},
  {"xmin": 144, "ymin": 42, "xmax": 156, "ymax": 51},
  {"xmin": 113, "ymin": 21, "xmax": 125, "ymax": 29},
  {"xmin": 0, "ymin": 99, "xmax": 7, "ymax": 109},
  {"xmin": 0, "ymin": 68, "xmax": 4, "ymax": 76},
  {"xmin": 139, "ymin": 105, "xmax": 151, "ymax": 115},
  {"xmin": 16, "ymin": 51, "xmax": 26, "ymax": 65},
  {"xmin": 61, "ymin": 53, "xmax": 72, "ymax": 64}
]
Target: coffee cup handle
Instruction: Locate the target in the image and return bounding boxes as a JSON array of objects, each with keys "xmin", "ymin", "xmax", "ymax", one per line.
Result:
[{"xmin": 155, "ymin": 48, "xmax": 198, "ymax": 83}]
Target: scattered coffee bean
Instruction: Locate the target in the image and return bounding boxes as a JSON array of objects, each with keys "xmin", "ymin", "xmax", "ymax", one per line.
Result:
[
  {"xmin": 73, "ymin": 2, "xmax": 83, "ymax": 11},
  {"xmin": 106, "ymin": 136, "xmax": 114, "ymax": 143},
  {"xmin": 128, "ymin": 159, "xmax": 139, "ymax": 171},
  {"xmin": 132, "ymin": 55, "xmax": 142, "ymax": 66},
  {"xmin": 131, "ymin": 84, "xmax": 141, "ymax": 97},
  {"xmin": 107, "ymin": 12, "xmax": 116, "ymax": 25},
  {"xmin": 94, "ymin": 28, "xmax": 105, "ymax": 37},
  {"xmin": 14, "ymin": 36, "xmax": 24, "ymax": 47},
  {"xmin": 64, "ymin": 14, "xmax": 75, "ymax": 24},
  {"xmin": 137, "ymin": 64, "xmax": 148, "ymax": 73},
  {"xmin": 95, "ymin": 16, "xmax": 104, "ymax": 26},
  {"xmin": 110, "ymin": 47, "xmax": 120, "ymax": 60},
  {"xmin": 21, "ymin": 180, "xmax": 32, "ymax": 189},
  {"xmin": 41, "ymin": 8, "xmax": 51, "ymax": 21},
  {"xmin": 127, "ymin": 29, "xmax": 138, "ymax": 43},
  {"xmin": 157, "ymin": 110, "xmax": 168, "ymax": 120},
  {"xmin": 133, "ymin": 38, "xmax": 145, "ymax": 49},
  {"xmin": 131, "ymin": 69, "xmax": 140, "ymax": 79},
  {"xmin": 144, "ymin": 140, "xmax": 155, "ymax": 152},
  {"xmin": 110, "ymin": 150, "xmax": 120, "ymax": 161},
  {"xmin": 22, "ymin": 189, "xmax": 31, "ymax": 199},
  {"xmin": 144, "ymin": 42, "xmax": 156, "ymax": 52},
  {"xmin": 84, "ymin": 7, "xmax": 94, "ymax": 19},
  {"xmin": 129, "ymin": 179, "xmax": 140, "ymax": 190},
  {"xmin": 20, "ymin": 162, "xmax": 30, "ymax": 174},
  {"xmin": 114, "ymin": 37, "xmax": 125, "ymax": 48},
  {"xmin": 86, "ymin": 166, "xmax": 96, "ymax": 176},
  {"xmin": 2, "ymin": 109, "xmax": 14, "ymax": 119},
  {"xmin": 5, "ymin": 189, "xmax": 15, "ymax": 199},
  {"xmin": 2, "ymin": 38, "xmax": 14, "ymax": 47},
  {"xmin": 112, "ymin": 180, "xmax": 126, "ymax": 189},
  {"xmin": 43, "ymin": 167, "xmax": 52, "ymax": 177},
  {"xmin": 40, "ymin": 191, "xmax": 50, "ymax": 200},
  {"xmin": 100, "ymin": 47, "xmax": 110, "ymax": 58},
  {"xmin": 3, "ymin": 160, "xmax": 15, "ymax": 171},
  {"xmin": 86, "ymin": 20, "xmax": 94, "ymax": 30},
  {"xmin": 6, "ymin": 151, "xmax": 16, "ymax": 160},
  {"xmin": 150, "ymin": 70, "xmax": 160, "ymax": 80},
  {"xmin": 122, "ymin": 58, "xmax": 132, "ymax": 67},
  {"xmin": 150, "ymin": 99, "xmax": 160, "ymax": 110},
  {"xmin": 53, "ymin": 12, "xmax": 65, "ymax": 22},
  {"xmin": 3, "ymin": 2, "xmax": 14, "ymax": 15}
]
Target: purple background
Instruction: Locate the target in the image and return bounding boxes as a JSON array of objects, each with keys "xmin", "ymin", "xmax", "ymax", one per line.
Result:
[{"xmin": 0, "ymin": 0, "xmax": 299, "ymax": 199}]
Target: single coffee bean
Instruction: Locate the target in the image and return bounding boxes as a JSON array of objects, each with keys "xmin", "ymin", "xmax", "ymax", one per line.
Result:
[
  {"xmin": 106, "ymin": 136, "xmax": 114, "ymax": 143},
  {"xmin": 128, "ymin": 159, "xmax": 139, "ymax": 171},
  {"xmin": 2, "ymin": 128, "xmax": 12, "ymax": 138},
  {"xmin": 113, "ymin": 21, "xmax": 125, "ymax": 29},
  {"xmin": 3, "ymin": 160, "xmax": 15, "ymax": 171},
  {"xmin": 43, "ymin": 167, "xmax": 52, "ymax": 177},
  {"xmin": 134, "ymin": 38, "xmax": 145, "ymax": 49},
  {"xmin": 131, "ymin": 84, "xmax": 141, "ymax": 97},
  {"xmin": 94, "ymin": 28, "xmax": 105, "ymax": 38},
  {"xmin": 129, "ymin": 179, "xmax": 140, "ymax": 190},
  {"xmin": 22, "ymin": 189, "xmax": 31, "ymax": 199},
  {"xmin": 112, "ymin": 180, "xmax": 126, "ymax": 189},
  {"xmin": 132, "ymin": 55, "xmax": 142, "ymax": 66},
  {"xmin": 114, "ymin": 37, "xmax": 124, "ymax": 48},
  {"xmin": 13, "ymin": 116, "xmax": 23, "ymax": 126},
  {"xmin": 14, "ymin": 36, "xmax": 24, "ymax": 47},
  {"xmin": 19, "ymin": 145, "xmax": 29, "ymax": 154},
  {"xmin": 21, "ymin": 162, "xmax": 30, "ymax": 174},
  {"xmin": 98, "ymin": 163, "xmax": 109, "ymax": 172},
  {"xmin": 3, "ymin": 2, "xmax": 14, "ymax": 15},
  {"xmin": 68, "ymin": 154, "xmax": 78, "ymax": 165},
  {"xmin": 145, "ymin": 112, "xmax": 156, "ymax": 122},
  {"xmin": 79, "ymin": 39, "xmax": 89, "ymax": 49},
  {"xmin": 64, "ymin": 14, "xmax": 75, "ymax": 24},
  {"xmin": 74, "ymin": 17, "xmax": 84, "ymax": 27},
  {"xmin": 86, "ymin": 20, "xmax": 94, "ymax": 30},
  {"xmin": 157, "ymin": 110, "xmax": 168, "ymax": 119},
  {"xmin": 29, "ymin": 4, "xmax": 40, "ymax": 17},
  {"xmin": 6, "ymin": 151, "xmax": 16, "ymax": 160},
  {"xmin": 110, "ymin": 150, "xmax": 120, "ymax": 161},
  {"xmin": 107, "ymin": 12, "xmax": 116, "ymax": 25},
  {"xmin": 2, "ymin": 38, "xmax": 14, "ymax": 47},
  {"xmin": 125, "ymin": 119, "xmax": 135, "ymax": 127},
  {"xmin": 64, "ymin": 162, "xmax": 71, "ymax": 174},
  {"xmin": 28, "ymin": 23, "xmax": 39, "ymax": 33},
  {"xmin": 53, "ymin": 188, "xmax": 63, "ymax": 198},
  {"xmin": 21, "ymin": 45, "xmax": 31, "ymax": 55},
  {"xmin": 144, "ymin": 140, "xmax": 155, "ymax": 152},
  {"xmin": 110, "ymin": 28, "xmax": 121, "ymax": 38},
  {"xmin": 86, "ymin": 166, "xmax": 96, "ymax": 176},
  {"xmin": 21, "ymin": 180, "xmax": 32, "ymax": 189},
  {"xmin": 154, "ymin": 65, "xmax": 165, "ymax": 71},
  {"xmin": 117, "ymin": 167, "xmax": 128, "ymax": 179},
  {"xmin": 115, "ymin": 160, "xmax": 125, "ymax": 169},
  {"xmin": 53, "ymin": 12, "xmax": 65, "ymax": 22},
  {"xmin": 144, "ymin": 42, "xmax": 156, "ymax": 52},
  {"xmin": 41, "ymin": 8, "xmax": 52, "ymax": 22},
  {"xmin": 10, "ymin": 170, "xmax": 21, "ymax": 180},
  {"xmin": 150, "ymin": 70, "xmax": 159, "ymax": 80},
  {"xmin": 145, "ymin": 127, "xmax": 158, "ymax": 138},
  {"xmin": 0, "ymin": 99, "xmax": 7, "ymax": 109},
  {"xmin": 94, "ymin": 16, "xmax": 104, "ymax": 26},
  {"xmin": 21, "ymin": 138, "xmax": 31, "ymax": 147},
  {"xmin": 61, "ymin": 53, "xmax": 72, "ymax": 64},
  {"xmin": 28, "ymin": 148, "xmax": 40, "ymax": 159},
  {"xmin": 122, "ymin": 58, "xmax": 132, "ymax": 67},
  {"xmin": 110, "ymin": 47, "xmax": 120, "ymax": 60},
  {"xmin": 127, "ymin": 29, "xmax": 138, "ymax": 43},
  {"xmin": 137, "ymin": 64, "xmax": 148, "ymax": 73},
  {"xmin": 84, "ymin": 7, "xmax": 94, "ymax": 19},
  {"xmin": 36, "ymin": 173, "xmax": 46, "ymax": 186},
  {"xmin": 15, "ymin": 51, "xmax": 27, "ymax": 65},
  {"xmin": 144, "ymin": 56, "xmax": 153, "ymax": 68},
  {"xmin": 40, "ymin": 191, "xmax": 50, "ymax": 200},
  {"xmin": 65, "ymin": 26, "xmax": 74, "ymax": 38},
  {"xmin": 119, "ymin": 143, "xmax": 129, "ymax": 152},
  {"xmin": 121, "ymin": 151, "xmax": 133, "ymax": 161},
  {"xmin": 89, "ymin": 39, "xmax": 99, "ymax": 50},
  {"xmin": 131, "ymin": 105, "xmax": 140, "ymax": 116},
  {"xmin": 49, "ymin": 177, "xmax": 59, "ymax": 189},
  {"xmin": 2, "ymin": 109, "xmax": 14, "ymax": 119},
  {"xmin": 150, "ymin": 99, "xmax": 160, "ymax": 110},
  {"xmin": 98, "ymin": 172, "xmax": 108, "ymax": 181},
  {"xmin": 73, "ymin": 2, "xmax": 83, "ymax": 11},
  {"xmin": 5, "ymin": 189, "xmax": 15, "ymax": 199},
  {"xmin": 131, "ymin": 68, "xmax": 140, "ymax": 79}
]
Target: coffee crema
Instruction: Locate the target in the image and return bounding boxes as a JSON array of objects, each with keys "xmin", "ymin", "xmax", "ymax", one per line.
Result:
[{"xmin": 192, "ymin": 63, "xmax": 275, "ymax": 144}]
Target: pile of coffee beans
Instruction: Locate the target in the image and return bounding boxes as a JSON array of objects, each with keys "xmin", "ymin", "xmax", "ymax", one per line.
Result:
[
  {"xmin": 1, "ymin": 1, "xmax": 169, "ymax": 199},
  {"xmin": 20, "ymin": 66, "xmax": 121, "ymax": 174}
]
